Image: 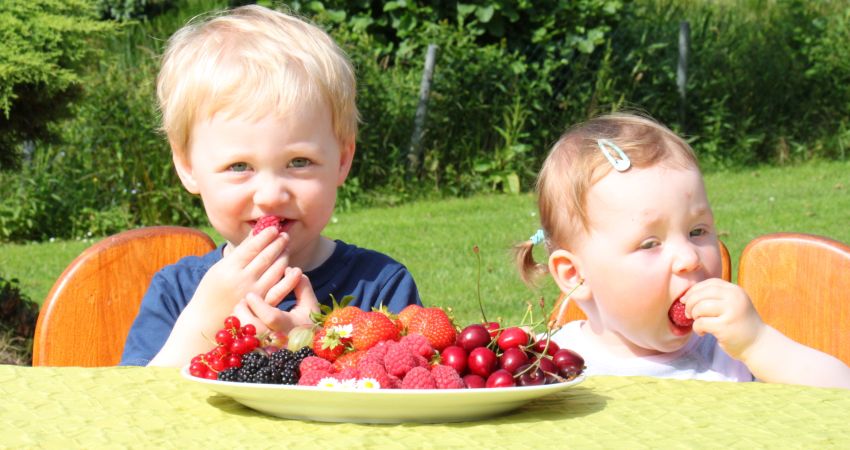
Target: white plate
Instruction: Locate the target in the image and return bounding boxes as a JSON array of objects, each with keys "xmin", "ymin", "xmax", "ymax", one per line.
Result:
[{"xmin": 181, "ymin": 366, "xmax": 584, "ymax": 423}]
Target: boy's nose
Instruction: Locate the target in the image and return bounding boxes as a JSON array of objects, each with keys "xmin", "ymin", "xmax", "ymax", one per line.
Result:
[
  {"xmin": 672, "ymin": 241, "xmax": 702, "ymax": 274},
  {"xmin": 253, "ymin": 176, "xmax": 290, "ymax": 207}
]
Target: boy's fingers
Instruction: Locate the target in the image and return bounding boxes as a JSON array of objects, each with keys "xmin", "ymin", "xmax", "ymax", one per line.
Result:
[
  {"xmin": 255, "ymin": 251, "xmax": 289, "ymax": 296},
  {"xmin": 244, "ymin": 293, "xmax": 286, "ymax": 328},
  {"xmin": 244, "ymin": 233, "xmax": 289, "ymax": 276},
  {"xmin": 227, "ymin": 227, "xmax": 280, "ymax": 267},
  {"xmin": 293, "ymin": 274, "xmax": 321, "ymax": 314},
  {"xmin": 264, "ymin": 266, "xmax": 302, "ymax": 306}
]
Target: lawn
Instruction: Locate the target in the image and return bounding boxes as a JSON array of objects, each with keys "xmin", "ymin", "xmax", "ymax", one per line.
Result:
[{"xmin": 1, "ymin": 160, "xmax": 848, "ymax": 326}]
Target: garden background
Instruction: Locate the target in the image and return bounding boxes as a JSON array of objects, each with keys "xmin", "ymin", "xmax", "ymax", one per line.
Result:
[{"xmin": 1, "ymin": 0, "xmax": 849, "ymax": 363}]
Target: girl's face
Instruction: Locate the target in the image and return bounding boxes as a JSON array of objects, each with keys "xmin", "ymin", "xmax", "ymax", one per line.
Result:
[
  {"xmin": 571, "ymin": 164, "xmax": 722, "ymax": 356},
  {"xmin": 175, "ymin": 99, "xmax": 353, "ymax": 270}
]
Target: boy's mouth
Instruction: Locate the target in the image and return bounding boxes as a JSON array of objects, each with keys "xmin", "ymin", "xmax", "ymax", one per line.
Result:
[{"xmin": 250, "ymin": 215, "xmax": 292, "ymax": 235}]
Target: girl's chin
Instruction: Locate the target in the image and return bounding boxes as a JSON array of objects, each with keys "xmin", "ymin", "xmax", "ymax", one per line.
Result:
[{"xmin": 669, "ymin": 321, "xmax": 693, "ymax": 337}]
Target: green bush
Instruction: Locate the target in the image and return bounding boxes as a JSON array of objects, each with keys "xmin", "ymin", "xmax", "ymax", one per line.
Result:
[
  {"xmin": 0, "ymin": 0, "xmax": 115, "ymax": 170},
  {"xmin": 0, "ymin": 276, "xmax": 38, "ymax": 365}
]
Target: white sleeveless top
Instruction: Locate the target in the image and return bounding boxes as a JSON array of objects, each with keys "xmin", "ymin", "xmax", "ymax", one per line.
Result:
[{"xmin": 549, "ymin": 321, "xmax": 753, "ymax": 382}]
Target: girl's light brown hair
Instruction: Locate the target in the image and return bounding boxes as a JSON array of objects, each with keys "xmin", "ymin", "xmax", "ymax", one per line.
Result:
[
  {"xmin": 157, "ymin": 5, "xmax": 358, "ymax": 160},
  {"xmin": 515, "ymin": 112, "xmax": 700, "ymax": 286}
]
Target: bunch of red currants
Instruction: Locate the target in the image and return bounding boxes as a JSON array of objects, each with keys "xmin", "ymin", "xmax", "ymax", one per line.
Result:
[
  {"xmin": 439, "ymin": 322, "xmax": 585, "ymax": 388},
  {"xmin": 188, "ymin": 316, "xmax": 260, "ymax": 379}
]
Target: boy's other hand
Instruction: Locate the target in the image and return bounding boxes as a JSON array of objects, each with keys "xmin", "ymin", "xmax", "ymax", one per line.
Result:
[
  {"xmin": 682, "ymin": 278, "xmax": 766, "ymax": 360},
  {"xmin": 232, "ymin": 270, "xmax": 320, "ymax": 335}
]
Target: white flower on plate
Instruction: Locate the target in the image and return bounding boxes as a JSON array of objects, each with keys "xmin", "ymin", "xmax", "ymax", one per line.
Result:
[
  {"xmin": 317, "ymin": 377, "xmax": 340, "ymax": 389},
  {"xmin": 330, "ymin": 324, "xmax": 353, "ymax": 339},
  {"xmin": 356, "ymin": 378, "xmax": 381, "ymax": 390},
  {"xmin": 340, "ymin": 378, "xmax": 358, "ymax": 389}
]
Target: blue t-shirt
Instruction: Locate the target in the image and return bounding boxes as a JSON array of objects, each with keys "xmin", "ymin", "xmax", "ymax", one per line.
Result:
[{"xmin": 120, "ymin": 240, "xmax": 421, "ymax": 366}]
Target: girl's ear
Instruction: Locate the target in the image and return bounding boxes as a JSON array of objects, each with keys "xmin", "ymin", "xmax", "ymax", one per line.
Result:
[
  {"xmin": 336, "ymin": 140, "xmax": 356, "ymax": 186},
  {"xmin": 548, "ymin": 249, "xmax": 592, "ymax": 302},
  {"xmin": 172, "ymin": 151, "xmax": 200, "ymax": 195}
]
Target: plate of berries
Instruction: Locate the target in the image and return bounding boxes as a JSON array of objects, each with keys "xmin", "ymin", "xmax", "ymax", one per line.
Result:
[{"xmin": 183, "ymin": 303, "xmax": 586, "ymax": 423}]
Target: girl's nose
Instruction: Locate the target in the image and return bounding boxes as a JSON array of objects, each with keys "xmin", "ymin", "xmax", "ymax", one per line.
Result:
[{"xmin": 672, "ymin": 241, "xmax": 702, "ymax": 274}]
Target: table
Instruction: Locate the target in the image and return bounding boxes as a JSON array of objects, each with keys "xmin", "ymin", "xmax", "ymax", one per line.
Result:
[{"xmin": 2, "ymin": 365, "xmax": 849, "ymax": 448}]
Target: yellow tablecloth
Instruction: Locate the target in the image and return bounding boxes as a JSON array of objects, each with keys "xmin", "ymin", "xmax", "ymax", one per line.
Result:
[{"xmin": 2, "ymin": 365, "xmax": 849, "ymax": 448}]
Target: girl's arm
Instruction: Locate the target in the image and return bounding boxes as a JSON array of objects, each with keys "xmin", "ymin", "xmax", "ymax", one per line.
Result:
[{"xmin": 684, "ymin": 278, "xmax": 850, "ymax": 389}]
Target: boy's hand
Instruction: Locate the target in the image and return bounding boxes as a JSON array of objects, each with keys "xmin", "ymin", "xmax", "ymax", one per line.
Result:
[
  {"xmin": 681, "ymin": 278, "xmax": 766, "ymax": 360},
  {"xmin": 231, "ymin": 269, "xmax": 321, "ymax": 335},
  {"xmin": 193, "ymin": 227, "xmax": 290, "ymax": 318}
]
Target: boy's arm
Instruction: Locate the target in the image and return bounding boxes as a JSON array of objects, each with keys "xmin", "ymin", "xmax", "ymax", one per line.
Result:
[{"xmin": 685, "ymin": 278, "xmax": 850, "ymax": 389}]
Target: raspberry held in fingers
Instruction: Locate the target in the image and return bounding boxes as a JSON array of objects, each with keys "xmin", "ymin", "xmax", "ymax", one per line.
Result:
[
  {"xmin": 252, "ymin": 215, "xmax": 285, "ymax": 235},
  {"xmin": 668, "ymin": 299, "xmax": 694, "ymax": 327}
]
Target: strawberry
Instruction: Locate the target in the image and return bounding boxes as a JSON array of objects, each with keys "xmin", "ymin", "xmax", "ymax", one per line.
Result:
[
  {"xmin": 407, "ymin": 307, "xmax": 457, "ymax": 351},
  {"xmin": 431, "ymin": 364, "xmax": 465, "ymax": 389},
  {"xmin": 252, "ymin": 215, "xmax": 284, "ymax": 235},
  {"xmin": 351, "ymin": 311, "xmax": 400, "ymax": 351},
  {"xmin": 397, "ymin": 304, "xmax": 423, "ymax": 332},
  {"xmin": 332, "ymin": 350, "xmax": 366, "ymax": 372},
  {"xmin": 325, "ymin": 306, "xmax": 365, "ymax": 329},
  {"xmin": 401, "ymin": 366, "xmax": 436, "ymax": 389},
  {"xmin": 669, "ymin": 299, "xmax": 693, "ymax": 327},
  {"xmin": 312, "ymin": 327, "xmax": 347, "ymax": 362}
]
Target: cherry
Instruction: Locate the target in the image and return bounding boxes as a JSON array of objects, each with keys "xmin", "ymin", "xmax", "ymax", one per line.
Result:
[
  {"xmin": 552, "ymin": 348, "xmax": 585, "ymax": 379},
  {"xmin": 499, "ymin": 347, "xmax": 529, "ymax": 374},
  {"xmin": 531, "ymin": 338, "xmax": 560, "ymax": 356},
  {"xmin": 516, "ymin": 364, "xmax": 546, "ymax": 386},
  {"xmin": 467, "ymin": 347, "xmax": 498, "ymax": 378},
  {"xmin": 485, "ymin": 369, "xmax": 516, "ymax": 388},
  {"xmin": 440, "ymin": 345, "xmax": 468, "ymax": 375},
  {"xmin": 463, "ymin": 374, "xmax": 486, "ymax": 389},
  {"xmin": 497, "ymin": 327, "xmax": 529, "ymax": 351},
  {"xmin": 483, "ymin": 321, "xmax": 501, "ymax": 339},
  {"xmin": 535, "ymin": 356, "xmax": 558, "ymax": 383},
  {"xmin": 456, "ymin": 324, "xmax": 491, "ymax": 351}
]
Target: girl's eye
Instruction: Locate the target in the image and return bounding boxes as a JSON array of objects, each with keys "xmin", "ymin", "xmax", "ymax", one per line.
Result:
[
  {"xmin": 639, "ymin": 240, "xmax": 660, "ymax": 250},
  {"xmin": 289, "ymin": 158, "xmax": 311, "ymax": 168},
  {"xmin": 690, "ymin": 227, "xmax": 708, "ymax": 238},
  {"xmin": 229, "ymin": 162, "xmax": 250, "ymax": 172}
]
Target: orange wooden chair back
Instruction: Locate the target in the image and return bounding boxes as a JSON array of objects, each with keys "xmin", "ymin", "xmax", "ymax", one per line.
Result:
[
  {"xmin": 549, "ymin": 240, "xmax": 732, "ymax": 327},
  {"xmin": 737, "ymin": 233, "xmax": 850, "ymax": 366},
  {"xmin": 33, "ymin": 226, "xmax": 216, "ymax": 367}
]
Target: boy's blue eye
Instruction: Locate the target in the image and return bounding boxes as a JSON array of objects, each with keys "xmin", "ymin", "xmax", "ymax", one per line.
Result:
[
  {"xmin": 229, "ymin": 162, "xmax": 249, "ymax": 172},
  {"xmin": 289, "ymin": 158, "xmax": 311, "ymax": 168}
]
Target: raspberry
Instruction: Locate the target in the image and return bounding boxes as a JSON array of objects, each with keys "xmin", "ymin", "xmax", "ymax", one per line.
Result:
[
  {"xmin": 383, "ymin": 342, "xmax": 419, "ymax": 378},
  {"xmin": 335, "ymin": 367, "xmax": 360, "ymax": 381},
  {"xmin": 669, "ymin": 299, "xmax": 694, "ymax": 327},
  {"xmin": 299, "ymin": 356, "xmax": 332, "ymax": 375},
  {"xmin": 361, "ymin": 340, "xmax": 392, "ymax": 366},
  {"xmin": 400, "ymin": 333, "xmax": 435, "ymax": 359},
  {"xmin": 431, "ymin": 364, "xmax": 465, "ymax": 389},
  {"xmin": 401, "ymin": 366, "xmax": 436, "ymax": 389},
  {"xmin": 357, "ymin": 363, "xmax": 394, "ymax": 389},
  {"xmin": 298, "ymin": 369, "xmax": 332, "ymax": 386},
  {"xmin": 252, "ymin": 215, "xmax": 284, "ymax": 235}
]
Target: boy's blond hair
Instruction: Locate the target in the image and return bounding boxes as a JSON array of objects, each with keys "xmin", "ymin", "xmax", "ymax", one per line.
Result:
[
  {"xmin": 515, "ymin": 112, "xmax": 700, "ymax": 285},
  {"xmin": 157, "ymin": 5, "xmax": 358, "ymax": 159}
]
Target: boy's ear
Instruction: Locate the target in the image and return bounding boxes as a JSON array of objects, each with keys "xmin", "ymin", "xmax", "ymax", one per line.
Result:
[
  {"xmin": 172, "ymin": 151, "xmax": 200, "ymax": 195},
  {"xmin": 336, "ymin": 140, "xmax": 356, "ymax": 186},
  {"xmin": 548, "ymin": 249, "xmax": 592, "ymax": 302}
]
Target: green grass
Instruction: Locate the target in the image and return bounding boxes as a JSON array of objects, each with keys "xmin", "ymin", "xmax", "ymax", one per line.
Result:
[{"xmin": 2, "ymin": 160, "xmax": 848, "ymax": 326}]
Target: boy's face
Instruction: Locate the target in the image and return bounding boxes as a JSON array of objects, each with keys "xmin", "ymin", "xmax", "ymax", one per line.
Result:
[
  {"xmin": 565, "ymin": 164, "xmax": 722, "ymax": 356},
  {"xmin": 174, "ymin": 99, "xmax": 353, "ymax": 269}
]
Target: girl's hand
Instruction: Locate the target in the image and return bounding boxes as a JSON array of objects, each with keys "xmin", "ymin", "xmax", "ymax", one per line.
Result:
[
  {"xmin": 682, "ymin": 278, "xmax": 766, "ymax": 360},
  {"xmin": 231, "ymin": 269, "xmax": 320, "ymax": 335}
]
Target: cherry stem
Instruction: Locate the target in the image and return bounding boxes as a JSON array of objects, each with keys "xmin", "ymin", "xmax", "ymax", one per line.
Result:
[{"xmin": 473, "ymin": 245, "xmax": 488, "ymax": 323}]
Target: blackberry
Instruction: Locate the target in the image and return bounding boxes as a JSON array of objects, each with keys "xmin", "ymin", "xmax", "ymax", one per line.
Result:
[
  {"xmin": 241, "ymin": 351, "xmax": 269, "ymax": 373},
  {"xmin": 277, "ymin": 362, "xmax": 299, "ymax": 385},
  {"xmin": 293, "ymin": 346, "xmax": 316, "ymax": 363},
  {"xmin": 251, "ymin": 366, "xmax": 276, "ymax": 384},
  {"xmin": 217, "ymin": 367, "xmax": 241, "ymax": 382},
  {"xmin": 269, "ymin": 349, "xmax": 296, "ymax": 369}
]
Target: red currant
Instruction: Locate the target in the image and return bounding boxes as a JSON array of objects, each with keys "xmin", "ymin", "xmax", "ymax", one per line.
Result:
[
  {"xmin": 224, "ymin": 316, "xmax": 240, "ymax": 330},
  {"xmin": 241, "ymin": 324, "xmax": 257, "ymax": 336}
]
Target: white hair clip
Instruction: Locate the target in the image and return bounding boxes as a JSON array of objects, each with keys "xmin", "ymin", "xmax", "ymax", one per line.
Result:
[{"xmin": 597, "ymin": 138, "xmax": 631, "ymax": 172}]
